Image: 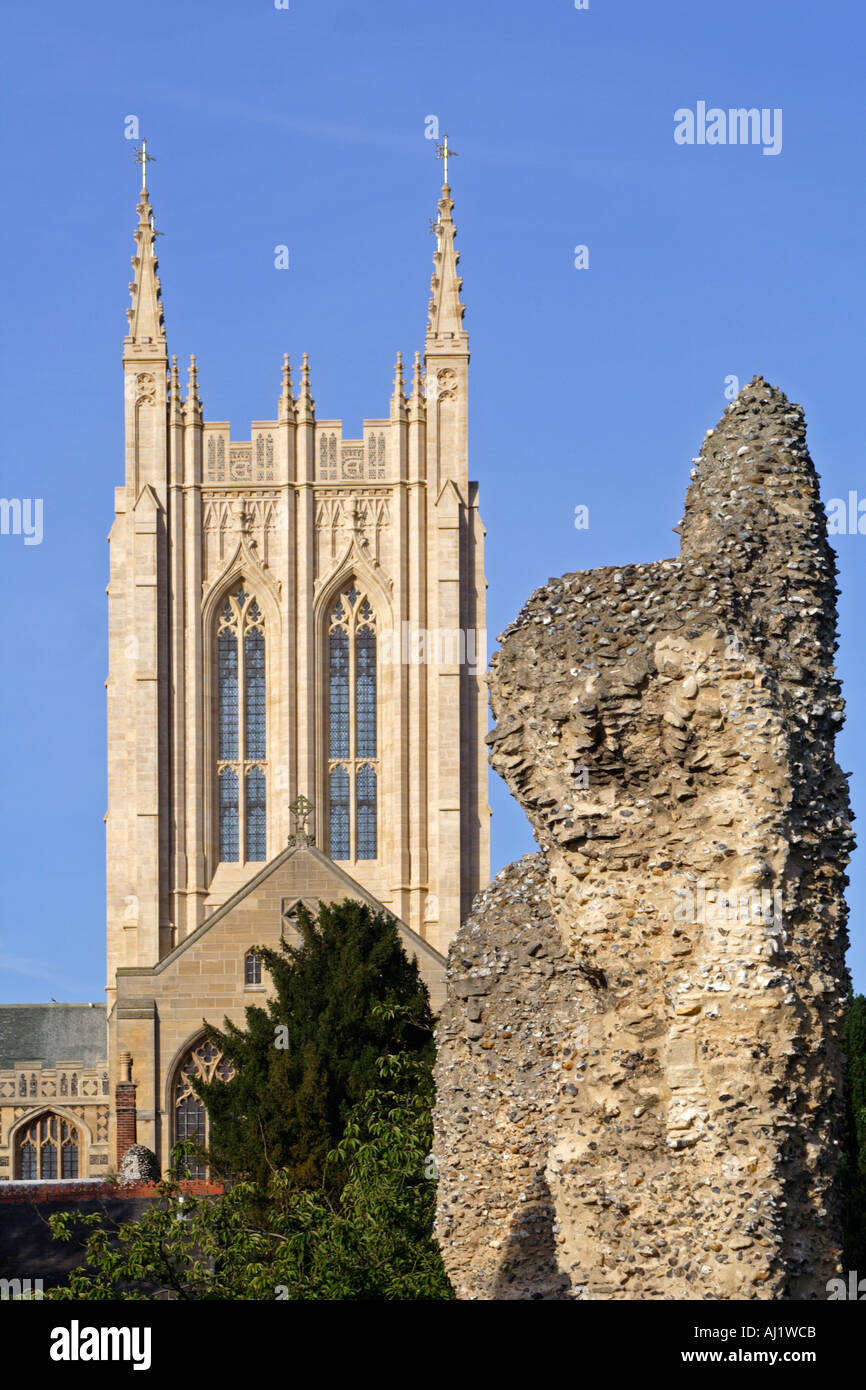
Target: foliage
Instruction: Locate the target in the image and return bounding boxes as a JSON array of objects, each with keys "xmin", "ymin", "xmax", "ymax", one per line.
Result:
[
  {"xmin": 194, "ymin": 899, "xmax": 434, "ymax": 1192},
  {"xmin": 45, "ymin": 1042, "xmax": 452, "ymax": 1301},
  {"xmin": 841, "ymin": 991, "xmax": 866, "ymax": 1268}
]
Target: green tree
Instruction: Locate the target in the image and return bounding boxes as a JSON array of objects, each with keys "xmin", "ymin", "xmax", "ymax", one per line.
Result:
[
  {"xmin": 46, "ymin": 1043, "xmax": 452, "ymax": 1301},
  {"xmin": 194, "ymin": 899, "xmax": 434, "ymax": 1192}
]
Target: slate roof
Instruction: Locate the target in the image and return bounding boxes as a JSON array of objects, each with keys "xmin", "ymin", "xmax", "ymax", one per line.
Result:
[{"xmin": 0, "ymin": 1004, "xmax": 107, "ymax": 1069}]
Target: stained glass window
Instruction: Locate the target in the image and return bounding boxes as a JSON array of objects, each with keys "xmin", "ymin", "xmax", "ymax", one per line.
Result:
[
  {"xmin": 356, "ymin": 629, "xmax": 377, "ymax": 759},
  {"xmin": 356, "ymin": 766, "xmax": 377, "ymax": 859},
  {"xmin": 245, "ymin": 629, "xmax": 266, "ymax": 759},
  {"xmin": 175, "ymin": 1095, "xmax": 206, "ymax": 1177},
  {"xmin": 173, "ymin": 1038, "xmax": 234, "ymax": 1180},
  {"xmin": 61, "ymin": 1138, "xmax": 78, "ymax": 1178},
  {"xmin": 329, "ymin": 767, "xmax": 350, "ymax": 859},
  {"xmin": 327, "ymin": 584, "xmax": 379, "ymax": 861},
  {"xmin": 329, "ymin": 630, "xmax": 349, "ymax": 758},
  {"xmin": 216, "ymin": 586, "xmax": 267, "ymax": 863},
  {"xmin": 15, "ymin": 1114, "xmax": 79, "ymax": 1181},
  {"xmin": 245, "ymin": 948, "xmax": 262, "ymax": 985},
  {"xmin": 246, "ymin": 767, "xmax": 267, "ymax": 862},
  {"xmin": 218, "ymin": 630, "xmax": 238, "ymax": 759},
  {"xmin": 219, "ymin": 767, "xmax": 239, "ymax": 862}
]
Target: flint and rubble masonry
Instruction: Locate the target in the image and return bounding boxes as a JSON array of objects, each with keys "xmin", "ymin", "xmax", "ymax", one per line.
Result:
[{"xmin": 434, "ymin": 377, "xmax": 851, "ymax": 1300}]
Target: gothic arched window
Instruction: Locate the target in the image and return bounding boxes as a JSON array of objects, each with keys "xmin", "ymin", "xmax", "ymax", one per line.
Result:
[
  {"xmin": 172, "ymin": 1038, "xmax": 234, "ymax": 1180},
  {"xmin": 327, "ymin": 586, "xmax": 378, "ymax": 860},
  {"xmin": 216, "ymin": 587, "xmax": 267, "ymax": 864},
  {"xmin": 15, "ymin": 1114, "xmax": 80, "ymax": 1180},
  {"xmin": 244, "ymin": 947, "xmax": 262, "ymax": 986}
]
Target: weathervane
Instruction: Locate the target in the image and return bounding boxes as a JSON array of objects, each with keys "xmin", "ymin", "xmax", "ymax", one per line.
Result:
[
  {"xmin": 133, "ymin": 138, "xmax": 155, "ymax": 191},
  {"xmin": 288, "ymin": 794, "xmax": 315, "ymax": 846},
  {"xmin": 435, "ymin": 132, "xmax": 457, "ymax": 184}
]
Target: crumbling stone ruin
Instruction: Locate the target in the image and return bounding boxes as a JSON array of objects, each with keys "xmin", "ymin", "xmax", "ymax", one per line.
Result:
[{"xmin": 433, "ymin": 377, "xmax": 853, "ymax": 1299}]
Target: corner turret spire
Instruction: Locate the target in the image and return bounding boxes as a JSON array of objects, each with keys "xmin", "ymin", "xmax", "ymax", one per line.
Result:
[
  {"xmin": 426, "ymin": 134, "xmax": 468, "ymax": 349},
  {"xmin": 184, "ymin": 354, "xmax": 202, "ymax": 423},
  {"xmin": 169, "ymin": 355, "xmax": 184, "ymax": 425},
  {"xmin": 279, "ymin": 352, "xmax": 296, "ymax": 422},
  {"xmin": 409, "ymin": 350, "xmax": 426, "ymax": 422},
  {"xmin": 124, "ymin": 142, "xmax": 166, "ymax": 354},
  {"xmin": 390, "ymin": 351, "xmax": 408, "ymax": 421},
  {"xmin": 297, "ymin": 352, "xmax": 315, "ymax": 422}
]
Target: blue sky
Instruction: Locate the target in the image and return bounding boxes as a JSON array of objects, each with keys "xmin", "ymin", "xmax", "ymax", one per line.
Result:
[{"xmin": 1, "ymin": 0, "xmax": 863, "ymax": 1000}]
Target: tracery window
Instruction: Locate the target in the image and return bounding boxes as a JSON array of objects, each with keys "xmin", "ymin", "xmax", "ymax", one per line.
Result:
[
  {"xmin": 217, "ymin": 586, "xmax": 267, "ymax": 863},
  {"xmin": 172, "ymin": 1038, "xmax": 234, "ymax": 1180},
  {"xmin": 327, "ymin": 586, "xmax": 378, "ymax": 860},
  {"xmin": 15, "ymin": 1113, "xmax": 79, "ymax": 1180},
  {"xmin": 244, "ymin": 947, "xmax": 262, "ymax": 986}
]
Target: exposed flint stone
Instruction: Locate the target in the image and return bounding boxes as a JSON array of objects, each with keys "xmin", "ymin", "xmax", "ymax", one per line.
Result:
[{"xmin": 434, "ymin": 377, "xmax": 852, "ymax": 1302}]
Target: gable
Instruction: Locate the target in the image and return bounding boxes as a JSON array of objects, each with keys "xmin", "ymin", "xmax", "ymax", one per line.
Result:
[{"xmin": 116, "ymin": 845, "xmax": 447, "ymax": 1009}]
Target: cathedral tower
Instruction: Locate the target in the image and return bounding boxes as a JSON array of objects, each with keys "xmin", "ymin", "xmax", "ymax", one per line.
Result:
[{"xmin": 106, "ymin": 147, "xmax": 489, "ymax": 1016}]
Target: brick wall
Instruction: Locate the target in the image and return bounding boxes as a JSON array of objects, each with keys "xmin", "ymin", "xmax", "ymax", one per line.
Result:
[
  {"xmin": 114, "ymin": 1081, "xmax": 137, "ymax": 1165},
  {"xmin": 0, "ymin": 1178, "xmax": 223, "ymax": 1205}
]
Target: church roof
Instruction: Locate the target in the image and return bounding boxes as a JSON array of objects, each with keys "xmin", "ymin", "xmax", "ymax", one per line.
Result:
[{"xmin": 0, "ymin": 1004, "xmax": 106, "ymax": 1069}]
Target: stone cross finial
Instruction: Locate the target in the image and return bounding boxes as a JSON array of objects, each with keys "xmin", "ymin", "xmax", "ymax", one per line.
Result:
[
  {"xmin": 288, "ymin": 794, "xmax": 314, "ymax": 846},
  {"xmin": 435, "ymin": 132, "xmax": 457, "ymax": 184},
  {"xmin": 133, "ymin": 139, "xmax": 155, "ymax": 191}
]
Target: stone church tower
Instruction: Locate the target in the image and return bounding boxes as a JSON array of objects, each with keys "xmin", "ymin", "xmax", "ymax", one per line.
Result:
[{"xmin": 93, "ymin": 156, "xmax": 489, "ymax": 1171}]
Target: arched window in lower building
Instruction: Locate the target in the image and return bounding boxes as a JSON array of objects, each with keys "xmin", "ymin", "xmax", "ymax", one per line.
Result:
[
  {"xmin": 327, "ymin": 586, "xmax": 379, "ymax": 861},
  {"xmin": 216, "ymin": 587, "xmax": 268, "ymax": 865},
  {"xmin": 244, "ymin": 947, "xmax": 262, "ymax": 986},
  {"xmin": 15, "ymin": 1114, "xmax": 80, "ymax": 1180},
  {"xmin": 172, "ymin": 1038, "xmax": 234, "ymax": 1180}
]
